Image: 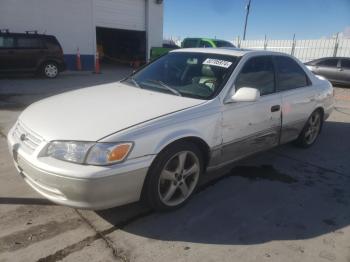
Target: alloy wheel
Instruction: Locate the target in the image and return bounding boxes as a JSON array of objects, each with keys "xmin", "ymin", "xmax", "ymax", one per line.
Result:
[{"xmin": 158, "ymin": 151, "xmax": 200, "ymax": 207}]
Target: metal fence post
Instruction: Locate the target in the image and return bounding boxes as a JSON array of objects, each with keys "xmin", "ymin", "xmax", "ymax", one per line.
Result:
[
  {"xmin": 291, "ymin": 34, "xmax": 296, "ymax": 56},
  {"xmin": 333, "ymin": 33, "xmax": 339, "ymax": 57},
  {"xmin": 263, "ymin": 35, "xmax": 267, "ymax": 50}
]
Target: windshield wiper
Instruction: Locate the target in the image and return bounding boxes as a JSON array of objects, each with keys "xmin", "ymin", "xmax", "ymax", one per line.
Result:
[
  {"xmin": 144, "ymin": 79, "xmax": 182, "ymax": 96},
  {"xmin": 121, "ymin": 76, "xmax": 141, "ymax": 88}
]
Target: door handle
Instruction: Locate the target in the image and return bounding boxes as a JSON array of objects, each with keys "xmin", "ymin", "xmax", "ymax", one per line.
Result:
[
  {"xmin": 271, "ymin": 105, "xmax": 280, "ymax": 112},
  {"xmin": 7, "ymin": 50, "xmax": 14, "ymax": 54},
  {"xmin": 338, "ymin": 68, "xmax": 343, "ymax": 71}
]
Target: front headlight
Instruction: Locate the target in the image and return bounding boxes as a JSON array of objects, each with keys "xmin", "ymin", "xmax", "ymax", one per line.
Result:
[{"xmin": 44, "ymin": 141, "xmax": 133, "ymax": 166}]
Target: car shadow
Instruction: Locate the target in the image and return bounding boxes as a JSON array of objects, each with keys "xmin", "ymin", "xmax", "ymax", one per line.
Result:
[
  {"xmin": 96, "ymin": 120, "xmax": 350, "ymax": 245},
  {"xmin": 0, "ymin": 64, "xmax": 132, "ymax": 110}
]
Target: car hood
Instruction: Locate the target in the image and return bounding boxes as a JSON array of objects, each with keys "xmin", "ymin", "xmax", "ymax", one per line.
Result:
[{"xmin": 19, "ymin": 82, "xmax": 205, "ymax": 141}]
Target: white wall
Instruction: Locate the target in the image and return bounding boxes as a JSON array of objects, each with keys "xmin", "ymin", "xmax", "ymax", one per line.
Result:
[
  {"xmin": 146, "ymin": 0, "xmax": 163, "ymax": 60},
  {"xmin": 0, "ymin": 0, "xmax": 164, "ymax": 62},
  {"xmin": 94, "ymin": 0, "xmax": 146, "ymax": 31},
  {"xmin": 0, "ymin": 0, "xmax": 95, "ymax": 55}
]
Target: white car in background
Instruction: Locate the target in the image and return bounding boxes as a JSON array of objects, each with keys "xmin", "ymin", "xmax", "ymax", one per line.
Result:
[{"xmin": 8, "ymin": 48, "xmax": 334, "ymax": 211}]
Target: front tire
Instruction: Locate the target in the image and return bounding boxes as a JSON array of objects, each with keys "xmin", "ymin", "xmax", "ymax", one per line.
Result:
[
  {"xmin": 143, "ymin": 142, "xmax": 203, "ymax": 211},
  {"xmin": 294, "ymin": 110, "xmax": 323, "ymax": 148},
  {"xmin": 41, "ymin": 62, "xmax": 59, "ymax": 78}
]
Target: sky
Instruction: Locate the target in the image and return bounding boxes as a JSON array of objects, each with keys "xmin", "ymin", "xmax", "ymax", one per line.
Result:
[{"xmin": 164, "ymin": 0, "xmax": 350, "ymax": 41}]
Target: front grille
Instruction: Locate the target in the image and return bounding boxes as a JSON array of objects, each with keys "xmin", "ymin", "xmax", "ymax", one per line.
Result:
[{"xmin": 12, "ymin": 121, "xmax": 43, "ymax": 154}]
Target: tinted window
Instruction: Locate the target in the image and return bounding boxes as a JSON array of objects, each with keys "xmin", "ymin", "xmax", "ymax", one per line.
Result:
[
  {"xmin": 236, "ymin": 56, "xmax": 275, "ymax": 96},
  {"xmin": 0, "ymin": 36, "xmax": 15, "ymax": 48},
  {"xmin": 17, "ymin": 37, "xmax": 42, "ymax": 48},
  {"xmin": 341, "ymin": 59, "xmax": 350, "ymax": 69},
  {"xmin": 182, "ymin": 39, "xmax": 198, "ymax": 48},
  {"xmin": 200, "ymin": 40, "xmax": 212, "ymax": 48},
  {"xmin": 214, "ymin": 40, "xmax": 235, "ymax": 48},
  {"xmin": 274, "ymin": 56, "xmax": 308, "ymax": 91},
  {"xmin": 317, "ymin": 59, "xmax": 338, "ymax": 67}
]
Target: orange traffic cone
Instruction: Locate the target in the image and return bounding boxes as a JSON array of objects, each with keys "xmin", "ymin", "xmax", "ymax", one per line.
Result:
[
  {"xmin": 94, "ymin": 51, "xmax": 100, "ymax": 74},
  {"xmin": 76, "ymin": 48, "xmax": 82, "ymax": 71}
]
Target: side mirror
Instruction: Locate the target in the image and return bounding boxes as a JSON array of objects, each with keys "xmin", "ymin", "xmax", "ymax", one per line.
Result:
[{"xmin": 229, "ymin": 87, "xmax": 260, "ymax": 103}]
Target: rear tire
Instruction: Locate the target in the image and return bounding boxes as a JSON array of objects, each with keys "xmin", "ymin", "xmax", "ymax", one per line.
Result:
[
  {"xmin": 41, "ymin": 62, "xmax": 59, "ymax": 78},
  {"xmin": 143, "ymin": 142, "xmax": 204, "ymax": 212},
  {"xmin": 294, "ymin": 110, "xmax": 323, "ymax": 148}
]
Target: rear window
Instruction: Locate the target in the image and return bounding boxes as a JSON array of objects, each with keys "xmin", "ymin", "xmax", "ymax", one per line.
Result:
[
  {"xmin": 214, "ymin": 40, "xmax": 235, "ymax": 48},
  {"xmin": 275, "ymin": 56, "xmax": 309, "ymax": 91},
  {"xmin": 182, "ymin": 39, "xmax": 198, "ymax": 48},
  {"xmin": 17, "ymin": 37, "xmax": 43, "ymax": 48},
  {"xmin": 0, "ymin": 36, "xmax": 15, "ymax": 48}
]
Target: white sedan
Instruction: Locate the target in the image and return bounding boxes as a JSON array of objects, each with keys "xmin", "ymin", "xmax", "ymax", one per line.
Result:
[{"xmin": 7, "ymin": 48, "xmax": 334, "ymax": 211}]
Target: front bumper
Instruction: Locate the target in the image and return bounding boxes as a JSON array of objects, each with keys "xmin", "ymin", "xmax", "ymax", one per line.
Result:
[{"xmin": 7, "ymin": 124, "xmax": 154, "ymax": 210}]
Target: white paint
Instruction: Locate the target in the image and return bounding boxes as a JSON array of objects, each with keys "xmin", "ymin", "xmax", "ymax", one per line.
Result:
[
  {"xmin": 0, "ymin": 0, "xmax": 94, "ymax": 55},
  {"xmin": 0, "ymin": 0, "xmax": 164, "ymax": 57},
  {"xmin": 94, "ymin": 0, "xmax": 146, "ymax": 31}
]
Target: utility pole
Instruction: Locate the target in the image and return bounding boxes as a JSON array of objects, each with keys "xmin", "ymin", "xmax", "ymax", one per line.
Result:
[{"xmin": 243, "ymin": 0, "xmax": 251, "ymax": 40}]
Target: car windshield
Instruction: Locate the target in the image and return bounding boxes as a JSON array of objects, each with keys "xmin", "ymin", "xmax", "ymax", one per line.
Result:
[{"xmin": 129, "ymin": 52, "xmax": 238, "ymax": 99}]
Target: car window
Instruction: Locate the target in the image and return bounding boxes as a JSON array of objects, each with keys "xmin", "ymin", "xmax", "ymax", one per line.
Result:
[
  {"xmin": 182, "ymin": 39, "xmax": 198, "ymax": 48},
  {"xmin": 200, "ymin": 40, "xmax": 212, "ymax": 48},
  {"xmin": 341, "ymin": 59, "xmax": 350, "ymax": 69},
  {"xmin": 235, "ymin": 56, "xmax": 275, "ymax": 96},
  {"xmin": 0, "ymin": 36, "xmax": 15, "ymax": 48},
  {"xmin": 317, "ymin": 59, "xmax": 338, "ymax": 67},
  {"xmin": 274, "ymin": 56, "xmax": 309, "ymax": 91},
  {"xmin": 17, "ymin": 37, "xmax": 42, "ymax": 49},
  {"xmin": 214, "ymin": 40, "xmax": 235, "ymax": 48},
  {"xmin": 131, "ymin": 52, "xmax": 238, "ymax": 100}
]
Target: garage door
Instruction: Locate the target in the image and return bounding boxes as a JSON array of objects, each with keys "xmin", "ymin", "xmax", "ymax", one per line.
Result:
[{"xmin": 94, "ymin": 0, "xmax": 146, "ymax": 31}]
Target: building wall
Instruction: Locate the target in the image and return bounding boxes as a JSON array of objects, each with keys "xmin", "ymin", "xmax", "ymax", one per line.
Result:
[
  {"xmin": 0, "ymin": 0, "xmax": 95, "ymax": 70},
  {"xmin": 146, "ymin": 0, "xmax": 164, "ymax": 60},
  {"xmin": 0, "ymin": 0, "xmax": 163, "ymax": 70},
  {"xmin": 94, "ymin": 0, "xmax": 146, "ymax": 31}
]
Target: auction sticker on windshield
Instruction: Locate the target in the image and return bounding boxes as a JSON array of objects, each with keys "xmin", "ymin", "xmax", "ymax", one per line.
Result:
[{"xmin": 203, "ymin": 58, "xmax": 232, "ymax": 68}]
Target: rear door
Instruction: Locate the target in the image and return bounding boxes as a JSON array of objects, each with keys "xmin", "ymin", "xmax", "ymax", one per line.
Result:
[
  {"xmin": 339, "ymin": 58, "xmax": 350, "ymax": 84},
  {"xmin": 0, "ymin": 35, "xmax": 16, "ymax": 71},
  {"xmin": 274, "ymin": 56, "xmax": 316, "ymax": 144},
  {"xmin": 314, "ymin": 58, "xmax": 340, "ymax": 82},
  {"xmin": 15, "ymin": 36, "xmax": 45, "ymax": 70}
]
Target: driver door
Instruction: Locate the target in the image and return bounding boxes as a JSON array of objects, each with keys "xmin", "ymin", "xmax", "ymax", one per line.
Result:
[{"xmin": 220, "ymin": 56, "xmax": 282, "ymax": 164}]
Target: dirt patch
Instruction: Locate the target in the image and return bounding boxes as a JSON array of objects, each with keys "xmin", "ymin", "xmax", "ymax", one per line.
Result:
[
  {"xmin": 230, "ymin": 165, "xmax": 298, "ymax": 184},
  {"xmin": 0, "ymin": 94, "xmax": 27, "ymax": 110},
  {"xmin": 0, "ymin": 218, "xmax": 83, "ymax": 253}
]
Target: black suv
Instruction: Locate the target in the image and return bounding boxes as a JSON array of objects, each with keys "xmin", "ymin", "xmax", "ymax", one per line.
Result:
[{"xmin": 0, "ymin": 31, "xmax": 66, "ymax": 78}]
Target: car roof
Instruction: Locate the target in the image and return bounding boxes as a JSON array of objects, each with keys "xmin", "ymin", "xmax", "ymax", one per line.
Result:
[
  {"xmin": 183, "ymin": 37, "xmax": 231, "ymax": 42},
  {"xmin": 171, "ymin": 47, "xmax": 289, "ymax": 57}
]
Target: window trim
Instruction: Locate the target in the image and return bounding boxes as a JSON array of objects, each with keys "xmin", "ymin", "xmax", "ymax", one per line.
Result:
[
  {"xmin": 272, "ymin": 55, "xmax": 312, "ymax": 93},
  {"xmin": 234, "ymin": 55, "xmax": 277, "ymax": 97}
]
